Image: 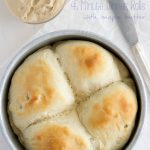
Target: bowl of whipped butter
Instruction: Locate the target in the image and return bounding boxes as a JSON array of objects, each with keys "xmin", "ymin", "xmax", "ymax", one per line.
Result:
[{"xmin": 5, "ymin": 0, "xmax": 66, "ymax": 24}]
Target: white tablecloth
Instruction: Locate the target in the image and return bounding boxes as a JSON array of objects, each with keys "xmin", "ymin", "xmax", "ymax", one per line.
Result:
[{"xmin": 0, "ymin": 0, "xmax": 150, "ymax": 149}]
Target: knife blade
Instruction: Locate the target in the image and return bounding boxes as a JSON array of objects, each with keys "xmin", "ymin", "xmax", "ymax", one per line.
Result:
[{"xmin": 108, "ymin": 0, "xmax": 150, "ymax": 91}]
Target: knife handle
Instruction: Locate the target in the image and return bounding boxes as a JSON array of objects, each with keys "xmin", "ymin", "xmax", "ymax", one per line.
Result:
[{"xmin": 132, "ymin": 43, "xmax": 150, "ymax": 91}]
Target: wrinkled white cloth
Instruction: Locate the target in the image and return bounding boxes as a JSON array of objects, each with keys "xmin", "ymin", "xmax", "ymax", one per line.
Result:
[{"xmin": 0, "ymin": 0, "xmax": 150, "ymax": 149}]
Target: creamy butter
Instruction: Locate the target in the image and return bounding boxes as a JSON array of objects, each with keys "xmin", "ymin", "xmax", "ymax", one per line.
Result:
[{"xmin": 5, "ymin": 0, "xmax": 65, "ymax": 23}]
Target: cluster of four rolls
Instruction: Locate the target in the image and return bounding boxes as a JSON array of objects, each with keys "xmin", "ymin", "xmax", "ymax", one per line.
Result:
[{"xmin": 8, "ymin": 41, "xmax": 137, "ymax": 150}]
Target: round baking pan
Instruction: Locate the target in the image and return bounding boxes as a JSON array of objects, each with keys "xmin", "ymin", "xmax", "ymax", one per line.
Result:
[{"xmin": 0, "ymin": 30, "xmax": 146, "ymax": 150}]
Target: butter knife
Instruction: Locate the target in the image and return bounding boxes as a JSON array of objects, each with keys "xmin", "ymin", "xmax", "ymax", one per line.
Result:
[{"xmin": 108, "ymin": 0, "xmax": 150, "ymax": 91}]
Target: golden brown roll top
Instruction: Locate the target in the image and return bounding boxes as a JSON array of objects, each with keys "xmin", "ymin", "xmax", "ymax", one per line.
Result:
[
  {"xmin": 8, "ymin": 47, "xmax": 74, "ymax": 131},
  {"xmin": 22, "ymin": 110, "xmax": 93, "ymax": 150},
  {"xmin": 55, "ymin": 40, "xmax": 126, "ymax": 99},
  {"xmin": 77, "ymin": 81, "xmax": 137, "ymax": 150}
]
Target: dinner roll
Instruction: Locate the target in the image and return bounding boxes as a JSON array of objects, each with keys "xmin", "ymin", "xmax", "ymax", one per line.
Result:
[
  {"xmin": 8, "ymin": 47, "xmax": 74, "ymax": 131},
  {"xmin": 123, "ymin": 78, "xmax": 136, "ymax": 93},
  {"xmin": 77, "ymin": 81, "xmax": 137, "ymax": 150},
  {"xmin": 113, "ymin": 56, "xmax": 130, "ymax": 79},
  {"xmin": 55, "ymin": 40, "xmax": 122, "ymax": 99},
  {"xmin": 8, "ymin": 40, "xmax": 138, "ymax": 150},
  {"xmin": 22, "ymin": 110, "xmax": 93, "ymax": 150}
]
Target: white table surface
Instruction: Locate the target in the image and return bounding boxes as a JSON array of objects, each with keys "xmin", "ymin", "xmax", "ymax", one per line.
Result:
[{"xmin": 0, "ymin": 0, "xmax": 150, "ymax": 149}]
